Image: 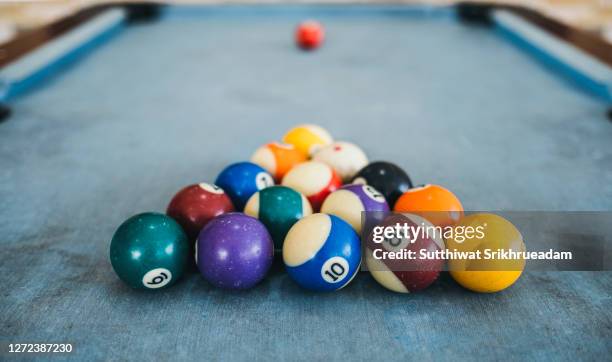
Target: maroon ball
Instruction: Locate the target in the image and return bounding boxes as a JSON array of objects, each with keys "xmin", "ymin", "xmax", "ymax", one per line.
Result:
[
  {"xmin": 166, "ymin": 183, "xmax": 235, "ymax": 241},
  {"xmin": 365, "ymin": 213, "xmax": 445, "ymax": 293}
]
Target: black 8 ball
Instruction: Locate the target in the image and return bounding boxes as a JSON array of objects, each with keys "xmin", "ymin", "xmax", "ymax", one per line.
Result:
[{"xmin": 351, "ymin": 161, "xmax": 413, "ymax": 207}]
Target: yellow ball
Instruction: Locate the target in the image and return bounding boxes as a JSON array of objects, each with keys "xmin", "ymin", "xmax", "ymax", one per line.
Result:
[
  {"xmin": 282, "ymin": 124, "xmax": 333, "ymax": 157},
  {"xmin": 446, "ymin": 213, "xmax": 525, "ymax": 293},
  {"xmin": 450, "ymin": 271, "xmax": 523, "ymax": 293}
]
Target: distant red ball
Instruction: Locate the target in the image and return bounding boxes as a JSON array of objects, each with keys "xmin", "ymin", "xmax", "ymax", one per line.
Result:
[
  {"xmin": 166, "ymin": 183, "xmax": 235, "ymax": 241},
  {"xmin": 295, "ymin": 21, "xmax": 324, "ymax": 50},
  {"xmin": 281, "ymin": 161, "xmax": 341, "ymax": 212}
]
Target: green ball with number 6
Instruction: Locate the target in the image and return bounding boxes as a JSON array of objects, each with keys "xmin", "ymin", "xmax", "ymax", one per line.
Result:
[{"xmin": 110, "ymin": 212, "xmax": 189, "ymax": 289}]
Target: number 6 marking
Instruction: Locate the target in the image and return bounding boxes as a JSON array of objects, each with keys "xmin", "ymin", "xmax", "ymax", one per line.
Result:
[{"xmin": 142, "ymin": 268, "xmax": 172, "ymax": 289}]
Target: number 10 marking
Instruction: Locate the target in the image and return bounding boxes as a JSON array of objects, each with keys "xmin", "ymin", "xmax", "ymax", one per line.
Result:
[{"xmin": 321, "ymin": 256, "xmax": 350, "ymax": 284}]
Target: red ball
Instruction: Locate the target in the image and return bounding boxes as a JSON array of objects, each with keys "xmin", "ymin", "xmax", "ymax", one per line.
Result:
[
  {"xmin": 281, "ymin": 161, "xmax": 342, "ymax": 212},
  {"xmin": 295, "ymin": 21, "xmax": 324, "ymax": 50},
  {"xmin": 166, "ymin": 183, "xmax": 235, "ymax": 240},
  {"xmin": 365, "ymin": 213, "xmax": 445, "ymax": 293}
]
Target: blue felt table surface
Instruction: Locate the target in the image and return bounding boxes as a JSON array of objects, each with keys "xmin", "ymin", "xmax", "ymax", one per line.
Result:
[{"xmin": 1, "ymin": 6, "xmax": 611, "ymax": 361}]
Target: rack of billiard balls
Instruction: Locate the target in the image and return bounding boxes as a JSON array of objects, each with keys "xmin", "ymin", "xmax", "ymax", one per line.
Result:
[{"xmin": 110, "ymin": 124, "xmax": 525, "ymax": 294}]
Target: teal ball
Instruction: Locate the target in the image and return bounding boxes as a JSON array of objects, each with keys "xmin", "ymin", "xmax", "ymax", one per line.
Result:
[{"xmin": 110, "ymin": 212, "xmax": 189, "ymax": 289}]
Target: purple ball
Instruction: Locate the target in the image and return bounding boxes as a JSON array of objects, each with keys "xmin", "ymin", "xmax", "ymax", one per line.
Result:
[
  {"xmin": 341, "ymin": 184, "xmax": 390, "ymax": 212},
  {"xmin": 196, "ymin": 213, "xmax": 274, "ymax": 290},
  {"xmin": 321, "ymin": 184, "xmax": 389, "ymax": 234}
]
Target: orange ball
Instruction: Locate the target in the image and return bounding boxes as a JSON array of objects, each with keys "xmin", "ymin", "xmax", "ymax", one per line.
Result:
[
  {"xmin": 295, "ymin": 21, "xmax": 324, "ymax": 50},
  {"xmin": 393, "ymin": 184, "xmax": 464, "ymax": 227},
  {"xmin": 251, "ymin": 142, "xmax": 307, "ymax": 181}
]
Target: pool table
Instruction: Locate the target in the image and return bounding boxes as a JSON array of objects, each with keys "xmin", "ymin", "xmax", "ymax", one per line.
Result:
[{"xmin": 1, "ymin": 3, "xmax": 611, "ymax": 360}]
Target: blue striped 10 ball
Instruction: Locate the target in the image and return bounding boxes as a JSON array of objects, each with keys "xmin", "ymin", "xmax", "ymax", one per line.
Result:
[{"xmin": 282, "ymin": 213, "xmax": 361, "ymax": 291}]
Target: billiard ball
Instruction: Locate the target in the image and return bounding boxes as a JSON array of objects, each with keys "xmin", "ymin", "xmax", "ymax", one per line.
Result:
[
  {"xmin": 295, "ymin": 20, "xmax": 324, "ymax": 50},
  {"xmin": 393, "ymin": 184, "xmax": 463, "ymax": 227},
  {"xmin": 351, "ymin": 161, "xmax": 413, "ymax": 207},
  {"xmin": 312, "ymin": 141, "xmax": 368, "ymax": 182},
  {"xmin": 110, "ymin": 212, "xmax": 189, "ymax": 290},
  {"xmin": 281, "ymin": 161, "xmax": 342, "ymax": 211},
  {"xmin": 282, "ymin": 124, "xmax": 333, "ymax": 157},
  {"xmin": 283, "ymin": 213, "xmax": 361, "ymax": 291},
  {"xmin": 197, "ymin": 213, "xmax": 274, "ymax": 290},
  {"xmin": 244, "ymin": 185, "xmax": 312, "ymax": 251},
  {"xmin": 446, "ymin": 213, "xmax": 525, "ymax": 293},
  {"xmin": 250, "ymin": 142, "xmax": 306, "ymax": 181},
  {"xmin": 320, "ymin": 184, "xmax": 389, "ymax": 234},
  {"xmin": 166, "ymin": 183, "xmax": 235, "ymax": 241},
  {"xmin": 215, "ymin": 162, "xmax": 275, "ymax": 210},
  {"xmin": 365, "ymin": 213, "xmax": 445, "ymax": 293}
]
